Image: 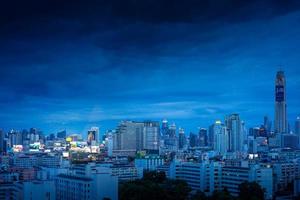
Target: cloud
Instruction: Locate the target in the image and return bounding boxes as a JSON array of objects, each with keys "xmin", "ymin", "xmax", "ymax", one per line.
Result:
[{"xmin": 0, "ymin": 1, "xmax": 300, "ymax": 133}]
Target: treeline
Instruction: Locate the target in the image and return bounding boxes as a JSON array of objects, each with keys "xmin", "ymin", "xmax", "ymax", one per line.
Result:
[{"xmin": 119, "ymin": 171, "xmax": 265, "ymax": 200}]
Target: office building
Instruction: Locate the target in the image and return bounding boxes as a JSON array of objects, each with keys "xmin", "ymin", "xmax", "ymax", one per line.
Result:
[
  {"xmin": 143, "ymin": 121, "xmax": 160, "ymax": 151},
  {"xmin": 264, "ymin": 116, "xmax": 272, "ymax": 135},
  {"xmin": 281, "ymin": 134, "xmax": 299, "ymax": 149},
  {"xmin": 0, "ymin": 130, "xmax": 5, "ymax": 154},
  {"xmin": 22, "ymin": 180, "xmax": 55, "ymax": 200},
  {"xmin": 170, "ymin": 161, "xmax": 222, "ymax": 195},
  {"xmin": 222, "ymin": 164, "xmax": 273, "ymax": 199},
  {"xmin": 161, "ymin": 119, "xmax": 169, "ymax": 137},
  {"xmin": 115, "ymin": 121, "xmax": 144, "ymax": 151},
  {"xmin": 135, "ymin": 155, "xmax": 164, "ymax": 172},
  {"xmin": 189, "ymin": 132, "xmax": 198, "ymax": 148},
  {"xmin": 56, "ymin": 163, "xmax": 118, "ymax": 200},
  {"xmin": 168, "ymin": 123, "xmax": 176, "ymax": 138},
  {"xmin": 225, "ymin": 114, "xmax": 244, "ymax": 152},
  {"xmin": 295, "ymin": 117, "xmax": 300, "ymax": 136},
  {"xmin": 87, "ymin": 127, "xmax": 99, "ymax": 145},
  {"xmin": 178, "ymin": 128, "xmax": 186, "ymax": 150},
  {"xmin": 198, "ymin": 128, "xmax": 208, "ymax": 147},
  {"xmin": 213, "ymin": 121, "xmax": 229, "ymax": 155},
  {"xmin": 274, "ymin": 71, "xmax": 287, "ymax": 134},
  {"xmin": 0, "ymin": 182, "xmax": 23, "ymax": 200},
  {"xmin": 57, "ymin": 130, "xmax": 66, "ymax": 139}
]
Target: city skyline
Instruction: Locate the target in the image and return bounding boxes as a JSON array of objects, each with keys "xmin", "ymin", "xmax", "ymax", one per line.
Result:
[
  {"xmin": 2, "ymin": 2, "xmax": 300, "ymax": 200},
  {"xmin": 0, "ymin": 71, "xmax": 299, "ymax": 138},
  {"xmin": 1, "ymin": 1, "xmax": 300, "ymax": 134}
]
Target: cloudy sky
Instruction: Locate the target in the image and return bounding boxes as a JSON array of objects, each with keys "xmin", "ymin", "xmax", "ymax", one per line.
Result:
[{"xmin": 1, "ymin": 0, "xmax": 300, "ymax": 135}]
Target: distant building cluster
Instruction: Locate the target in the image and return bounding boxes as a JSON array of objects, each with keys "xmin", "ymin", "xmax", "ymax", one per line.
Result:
[{"xmin": 1, "ymin": 71, "xmax": 300, "ymax": 199}]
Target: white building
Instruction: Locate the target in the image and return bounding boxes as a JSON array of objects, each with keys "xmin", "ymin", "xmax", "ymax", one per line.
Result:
[
  {"xmin": 143, "ymin": 121, "xmax": 160, "ymax": 151},
  {"xmin": 222, "ymin": 164, "xmax": 273, "ymax": 199},
  {"xmin": 170, "ymin": 160, "xmax": 222, "ymax": 195},
  {"xmin": 213, "ymin": 120, "xmax": 229, "ymax": 155},
  {"xmin": 135, "ymin": 155, "xmax": 164, "ymax": 172},
  {"xmin": 14, "ymin": 155, "xmax": 38, "ymax": 168},
  {"xmin": 56, "ymin": 163, "xmax": 118, "ymax": 200},
  {"xmin": 170, "ymin": 160, "xmax": 273, "ymax": 199},
  {"xmin": 22, "ymin": 180, "xmax": 55, "ymax": 200}
]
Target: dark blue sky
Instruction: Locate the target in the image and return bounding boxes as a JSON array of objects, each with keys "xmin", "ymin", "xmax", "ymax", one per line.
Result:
[{"xmin": 1, "ymin": 0, "xmax": 300, "ymax": 136}]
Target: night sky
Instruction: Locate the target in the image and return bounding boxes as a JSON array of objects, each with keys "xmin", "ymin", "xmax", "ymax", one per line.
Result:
[{"xmin": 1, "ymin": 0, "xmax": 300, "ymax": 136}]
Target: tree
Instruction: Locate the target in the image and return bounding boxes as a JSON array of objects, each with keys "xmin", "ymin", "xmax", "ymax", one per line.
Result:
[
  {"xmin": 142, "ymin": 171, "xmax": 166, "ymax": 183},
  {"xmin": 119, "ymin": 171, "xmax": 191, "ymax": 200},
  {"xmin": 238, "ymin": 181, "xmax": 265, "ymax": 200},
  {"xmin": 191, "ymin": 190, "xmax": 208, "ymax": 200},
  {"xmin": 163, "ymin": 179, "xmax": 191, "ymax": 200},
  {"xmin": 210, "ymin": 188, "xmax": 235, "ymax": 200}
]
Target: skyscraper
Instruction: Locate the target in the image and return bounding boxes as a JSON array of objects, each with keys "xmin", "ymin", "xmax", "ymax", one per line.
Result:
[
  {"xmin": 143, "ymin": 121, "xmax": 160, "ymax": 151},
  {"xmin": 161, "ymin": 119, "xmax": 169, "ymax": 137},
  {"xmin": 274, "ymin": 71, "xmax": 287, "ymax": 134},
  {"xmin": 168, "ymin": 123, "xmax": 177, "ymax": 138},
  {"xmin": 198, "ymin": 128, "xmax": 208, "ymax": 147},
  {"xmin": 0, "ymin": 130, "xmax": 5, "ymax": 154},
  {"xmin": 87, "ymin": 127, "xmax": 100, "ymax": 145},
  {"xmin": 115, "ymin": 121, "xmax": 144, "ymax": 151},
  {"xmin": 263, "ymin": 116, "xmax": 272, "ymax": 135},
  {"xmin": 189, "ymin": 132, "xmax": 198, "ymax": 148},
  {"xmin": 208, "ymin": 124, "xmax": 214, "ymax": 147},
  {"xmin": 225, "ymin": 114, "xmax": 244, "ymax": 152},
  {"xmin": 213, "ymin": 120, "xmax": 229, "ymax": 155},
  {"xmin": 295, "ymin": 117, "xmax": 300, "ymax": 136},
  {"xmin": 178, "ymin": 128, "xmax": 186, "ymax": 150}
]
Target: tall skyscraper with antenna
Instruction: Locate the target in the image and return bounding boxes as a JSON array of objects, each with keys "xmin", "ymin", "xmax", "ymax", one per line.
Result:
[{"xmin": 274, "ymin": 71, "xmax": 287, "ymax": 134}]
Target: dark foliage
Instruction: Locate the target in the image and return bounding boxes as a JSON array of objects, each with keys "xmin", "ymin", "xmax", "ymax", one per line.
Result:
[
  {"xmin": 238, "ymin": 181, "xmax": 265, "ymax": 200},
  {"xmin": 119, "ymin": 171, "xmax": 191, "ymax": 200}
]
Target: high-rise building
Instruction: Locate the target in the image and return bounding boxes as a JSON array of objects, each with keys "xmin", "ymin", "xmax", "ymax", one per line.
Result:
[
  {"xmin": 213, "ymin": 120, "xmax": 229, "ymax": 154},
  {"xmin": 0, "ymin": 130, "xmax": 5, "ymax": 154},
  {"xmin": 29, "ymin": 128, "xmax": 39, "ymax": 143},
  {"xmin": 274, "ymin": 71, "xmax": 287, "ymax": 134},
  {"xmin": 8, "ymin": 130, "xmax": 23, "ymax": 147},
  {"xmin": 56, "ymin": 163, "xmax": 118, "ymax": 200},
  {"xmin": 264, "ymin": 116, "xmax": 272, "ymax": 134},
  {"xmin": 163, "ymin": 123, "xmax": 178, "ymax": 151},
  {"xmin": 161, "ymin": 119, "xmax": 169, "ymax": 137},
  {"xmin": 87, "ymin": 127, "xmax": 100, "ymax": 145},
  {"xmin": 249, "ymin": 127, "xmax": 260, "ymax": 138},
  {"xmin": 208, "ymin": 124, "xmax": 214, "ymax": 147},
  {"xmin": 189, "ymin": 132, "xmax": 198, "ymax": 148},
  {"xmin": 143, "ymin": 121, "xmax": 160, "ymax": 151},
  {"xmin": 178, "ymin": 128, "xmax": 186, "ymax": 150},
  {"xmin": 225, "ymin": 114, "xmax": 244, "ymax": 152},
  {"xmin": 168, "ymin": 123, "xmax": 176, "ymax": 138},
  {"xmin": 295, "ymin": 117, "xmax": 300, "ymax": 136},
  {"xmin": 57, "ymin": 130, "xmax": 66, "ymax": 139},
  {"xmin": 115, "ymin": 121, "xmax": 144, "ymax": 151},
  {"xmin": 198, "ymin": 128, "xmax": 208, "ymax": 147}
]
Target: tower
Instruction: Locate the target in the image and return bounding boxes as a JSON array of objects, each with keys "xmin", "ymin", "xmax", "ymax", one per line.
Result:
[
  {"xmin": 0, "ymin": 130, "xmax": 4, "ymax": 154},
  {"xmin": 225, "ymin": 114, "xmax": 244, "ymax": 152},
  {"xmin": 143, "ymin": 121, "xmax": 160, "ymax": 151},
  {"xmin": 274, "ymin": 71, "xmax": 287, "ymax": 134},
  {"xmin": 178, "ymin": 128, "xmax": 186, "ymax": 149},
  {"xmin": 295, "ymin": 117, "xmax": 300, "ymax": 136},
  {"xmin": 198, "ymin": 128, "xmax": 208, "ymax": 147},
  {"xmin": 213, "ymin": 120, "xmax": 229, "ymax": 155},
  {"xmin": 161, "ymin": 119, "xmax": 169, "ymax": 137}
]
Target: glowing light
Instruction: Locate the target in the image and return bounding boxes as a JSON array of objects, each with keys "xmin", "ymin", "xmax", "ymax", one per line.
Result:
[{"xmin": 215, "ymin": 120, "xmax": 221, "ymax": 124}]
